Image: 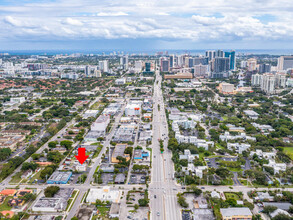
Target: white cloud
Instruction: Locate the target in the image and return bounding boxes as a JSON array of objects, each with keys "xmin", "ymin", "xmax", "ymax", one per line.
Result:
[
  {"xmin": 1, "ymin": 0, "xmax": 293, "ymax": 46},
  {"xmin": 96, "ymin": 12, "xmax": 128, "ymax": 17},
  {"xmin": 3, "ymin": 16, "xmax": 22, "ymax": 27},
  {"xmin": 63, "ymin": 18, "xmax": 83, "ymax": 26}
]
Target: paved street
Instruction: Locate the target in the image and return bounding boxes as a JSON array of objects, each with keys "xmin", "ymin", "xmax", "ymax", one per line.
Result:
[{"xmin": 149, "ymin": 68, "xmax": 181, "ymax": 220}]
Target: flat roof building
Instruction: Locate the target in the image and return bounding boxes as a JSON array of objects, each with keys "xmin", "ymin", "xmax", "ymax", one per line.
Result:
[
  {"xmin": 220, "ymin": 207, "xmax": 252, "ymax": 220},
  {"xmin": 47, "ymin": 171, "xmax": 72, "ymax": 184}
]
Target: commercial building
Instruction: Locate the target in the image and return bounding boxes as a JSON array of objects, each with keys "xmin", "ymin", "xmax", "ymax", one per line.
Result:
[
  {"xmin": 164, "ymin": 73, "xmax": 193, "ymax": 79},
  {"xmin": 193, "ymin": 64, "xmax": 208, "ymax": 77},
  {"xmin": 47, "ymin": 171, "xmax": 72, "ymax": 184},
  {"xmin": 218, "ymin": 83, "xmax": 235, "ymax": 94},
  {"xmin": 86, "ymin": 187, "xmax": 121, "ymax": 203},
  {"xmin": 91, "ymin": 115, "xmax": 110, "ymax": 133},
  {"xmin": 278, "ymin": 56, "xmax": 293, "ymax": 70},
  {"xmin": 32, "ymin": 188, "xmax": 73, "ymax": 212},
  {"xmin": 220, "ymin": 207, "xmax": 252, "ymax": 220},
  {"xmin": 224, "ymin": 50, "xmax": 236, "ymax": 70},
  {"xmin": 210, "ymin": 57, "xmax": 230, "ymax": 78},
  {"xmin": 111, "ymin": 144, "xmax": 130, "ymax": 163},
  {"xmin": 83, "ymin": 110, "xmax": 99, "ymax": 119},
  {"xmin": 134, "ymin": 61, "xmax": 143, "ymax": 72},
  {"xmin": 125, "ymin": 103, "xmax": 141, "ymax": 116},
  {"xmin": 109, "ymin": 203, "xmax": 120, "ymax": 219},
  {"xmin": 161, "ymin": 58, "xmax": 170, "ymax": 72},
  {"xmin": 133, "ymin": 149, "xmax": 149, "ymax": 160}
]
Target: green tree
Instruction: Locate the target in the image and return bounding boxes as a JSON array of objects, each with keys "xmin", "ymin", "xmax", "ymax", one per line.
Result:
[
  {"xmin": 44, "ymin": 186, "xmax": 60, "ymax": 197},
  {"xmin": 263, "ymin": 205, "xmax": 277, "ymax": 214},
  {"xmin": 60, "ymin": 140, "xmax": 73, "ymax": 150}
]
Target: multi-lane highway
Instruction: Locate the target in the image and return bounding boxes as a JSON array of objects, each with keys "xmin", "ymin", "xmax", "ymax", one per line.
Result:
[{"xmin": 149, "ymin": 68, "xmax": 181, "ymax": 220}]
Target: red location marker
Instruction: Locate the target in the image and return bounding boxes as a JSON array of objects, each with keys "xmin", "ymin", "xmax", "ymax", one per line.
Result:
[{"xmin": 75, "ymin": 148, "xmax": 89, "ymax": 164}]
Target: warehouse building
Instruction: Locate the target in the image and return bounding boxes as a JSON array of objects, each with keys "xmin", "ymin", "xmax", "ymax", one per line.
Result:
[{"xmin": 47, "ymin": 171, "xmax": 72, "ymax": 184}]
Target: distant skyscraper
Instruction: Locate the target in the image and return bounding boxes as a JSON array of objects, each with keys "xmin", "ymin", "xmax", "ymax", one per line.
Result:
[
  {"xmin": 99, "ymin": 60, "xmax": 109, "ymax": 72},
  {"xmin": 251, "ymin": 73, "xmax": 262, "ymax": 86},
  {"xmin": 193, "ymin": 64, "xmax": 208, "ymax": 77},
  {"xmin": 194, "ymin": 57, "xmax": 208, "ymax": 65},
  {"xmin": 216, "ymin": 50, "xmax": 224, "ymax": 58},
  {"xmin": 134, "ymin": 61, "xmax": 143, "ymax": 73},
  {"xmin": 94, "ymin": 69, "xmax": 102, "ymax": 77},
  {"xmin": 261, "ymin": 73, "xmax": 276, "ymax": 94},
  {"xmin": 241, "ymin": 61, "xmax": 247, "ymax": 68},
  {"xmin": 247, "ymin": 58, "xmax": 257, "ymax": 71},
  {"xmin": 161, "ymin": 58, "xmax": 170, "ymax": 72},
  {"xmin": 258, "ymin": 63, "xmax": 271, "ymax": 73},
  {"xmin": 206, "ymin": 50, "xmax": 216, "ymax": 62},
  {"xmin": 169, "ymin": 55, "xmax": 175, "ymax": 68},
  {"xmin": 275, "ymin": 73, "xmax": 287, "ymax": 88},
  {"xmin": 120, "ymin": 55, "xmax": 129, "ymax": 70},
  {"xmin": 278, "ymin": 56, "xmax": 293, "ymax": 70},
  {"xmin": 145, "ymin": 62, "xmax": 151, "ymax": 72},
  {"xmin": 224, "ymin": 50, "xmax": 236, "ymax": 70},
  {"xmin": 85, "ymin": 65, "xmax": 91, "ymax": 75},
  {"xmin": 211, "ymin": 57, "xmax": 230, "ymax": 78}
]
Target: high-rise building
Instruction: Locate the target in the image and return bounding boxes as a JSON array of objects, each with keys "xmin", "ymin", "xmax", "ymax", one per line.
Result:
[
  {"xmin": 134, "ymin": 61, "xmax": 143, "ymax": 73},
  {"xmin": 145, "ymin": 62, "xmax": 151, "ymax": 72},
  {"xmin": 261, "ymin": 73, "xmax": 276, "ymax": 94},
  {"xmin": 211, "ymin": 57, "xmax": 230, "ymax": 78},
  {"xmin": 275, "ymin": 73, "xmax": 287, "ymax": 88},
  {"xmin": 241, "ymin": 61, "xmax": 247, "ymax": 68},
  {"xmin": 120, "ymin": 55, "xmax": 129, "ymax": 70},
  {"xmin": 258, "ymin": 63, "xmax": 271, "ymax": 73},
  {"xmin": 251, "ymin": 73, "xmax": 262, "ymax": 86},
  {"xmin": 177, "ymin": 55, "xmax": 186, "ymax": 67},
  {"xmin": 247, "ymin": 58, "xmax": 257, "ymax": 71},
  {"xmin": 161, "ymin": 58, "xmax": 170, "ymax": 72},
  {"xmin": 194, "ymin": 57, "xmax": 208, "ymax": 65},
  {"xmin": 278, "ymin": 56, "xmax": 293, "ymax": 70},
  {"xmin": 216, "ymin": 50, "xmax": 224, "ymax": 58},
  {"xmin": 206, "ymin": 50, "xmax": 216, "ymax": 62},
  {"xmin": 85, "ymin": 65, "xmax": 91, "ymax": 75},
  {"xmin": 169, "ymin": 55, "xmax": 175, "ymax": 68},
  {"xmin": 193, "ymin": 64, "xmax": 208, "ymax": 77},
  {"xmin": 94, "ymin": 69, "xmax": 102, "ymax": 77},
  {"xmin": 99, "ymin": 60, "xmax": 109, "ymax": 72},
  {"xmin": 225, "ymin": 50, "xmax": 236, "ymax": 70}
]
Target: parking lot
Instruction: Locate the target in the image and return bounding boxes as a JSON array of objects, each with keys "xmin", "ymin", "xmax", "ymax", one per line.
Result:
[
  {"xmin": 101, "ymin": 173, "xmax": 114, "ymax": 184},
  {"xmin": 129, "ymin": 174, "xmax": 146, "ymax": 184}
]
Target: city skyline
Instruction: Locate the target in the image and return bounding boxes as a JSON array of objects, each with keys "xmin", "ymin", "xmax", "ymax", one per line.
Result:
[{"xmin": 1, "ymin": 0, "xmax": 293, "ymax": 50}]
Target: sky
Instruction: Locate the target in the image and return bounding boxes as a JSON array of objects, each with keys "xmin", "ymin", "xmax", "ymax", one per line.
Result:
[{"xmin": 1, "ymin": 0, "xmax": 293, "ymax": 51}]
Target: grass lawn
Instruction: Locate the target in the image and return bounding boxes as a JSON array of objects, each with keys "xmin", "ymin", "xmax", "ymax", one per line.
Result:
[
  {"xmin": 90, "ymin": 102, "xmax": 106, "ymax": 110},
  {"xmin": 216, "ymin": 143, "xmax": 225, "ymax": 149},
  {"xmin": 199, "ymin": 152, "xmax": 205, "ymax": 161},
  {"xmin": 227, "ymin": 167, "xmax": 243, "ymax": 172},
  {"xmin": 96, "ymin": 206, "xmax": 110, "ymax": 217},
  {"xmin": 221, "ymin": 179, "xmax": 234, "ymax": 186},
  {"xmin": 29, "ymin": 170, "xmax": 42, "ymax": 184},
  {"xmin": 283, "ymin": 147, "xmax": 293, "ymax": 160},
  {"xmin": 92, "ymin": 147, "xmax": 102, "ymax": 158},
  {"xmin": 0, "ymin": 197, "xmax": 12, "ymax": 211},
  {"xmin": 224, "ymin": 192, "xmax": 242, "ymax": 200},
  {"xmin": 9, "ymin": 172, "xmax": 23, "ymax": 184},
  {"xmin": 240, "ymin": 179, "xmax": 252, "ymax": 186}
]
